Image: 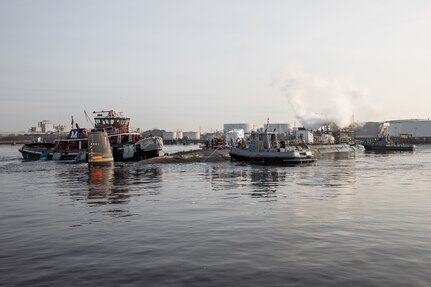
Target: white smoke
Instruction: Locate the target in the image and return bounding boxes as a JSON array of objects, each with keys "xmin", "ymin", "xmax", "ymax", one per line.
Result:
[{"xmin": 275, "ymin": 70, "xmax": 375, "ymax": 129}]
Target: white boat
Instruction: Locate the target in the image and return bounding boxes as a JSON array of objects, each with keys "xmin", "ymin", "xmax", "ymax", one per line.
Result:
[{"xmin": 229, "ymin": 130, "xmax": 316, "ymax": 165}]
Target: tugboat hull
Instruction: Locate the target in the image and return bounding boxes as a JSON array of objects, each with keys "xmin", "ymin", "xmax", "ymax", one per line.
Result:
[
  {"xmin": 19, "ymin": 143, "xmax": 55, "ymax": 160},
  {"xmin": 229, "ymin": 152, "xmax": 316, "ymax": 165},
  {"xmin": 363, "ymin": 144, "xmax": 415, "ymax": 152},
  {"xmin": 229, "ymin": 147, "xmax": 316, "ymax": 166}
]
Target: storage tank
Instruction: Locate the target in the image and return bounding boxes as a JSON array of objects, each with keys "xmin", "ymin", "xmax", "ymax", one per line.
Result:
[
  {"xmin": 224, "ymin": 123, "xmax": 254, "ymax": 134},
  {"xmin": 162, "ymin": 131, "xmax": 177, "ymax": 140},
  {"xmin": 263, "ymin": 123, "xmax": 291, "ymax": 134},
  {"xmin": 183, "ymin": 131, "xmax": 200, "ymax": 140},
  {"xmin": 176, "ymin": 131, "xmax": 183, "ymax": 140}
]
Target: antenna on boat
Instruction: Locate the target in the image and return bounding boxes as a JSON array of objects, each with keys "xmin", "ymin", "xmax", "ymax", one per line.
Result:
[
  {"xmin": 84, "ymin": 110, "xmax": 95, "ymax": 128},
  {"xmin": 264, "ymin": 117, "xmax": 269, "ymax": 132}
]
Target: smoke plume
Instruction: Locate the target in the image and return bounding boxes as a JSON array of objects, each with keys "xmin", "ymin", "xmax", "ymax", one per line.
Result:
[{"xmin": 275, "ymin": 70, "xmax": 375, "ymax": 129}]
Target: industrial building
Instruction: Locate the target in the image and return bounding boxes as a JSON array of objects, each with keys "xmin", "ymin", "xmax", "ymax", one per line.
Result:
[
  {"xmin": 354, "ymin": 120, "xmax": 431, "ymax": 139},
  {"xmin": 387, "ymin": 119, "xmax": 431, "ymax": 138},
  {"xmin": 29, "ymin": 120, "xmax": 54, "ymax": 133},
  {"xmin": 353, "ymin": 119, "xmax": 431, "ymax": 144}
]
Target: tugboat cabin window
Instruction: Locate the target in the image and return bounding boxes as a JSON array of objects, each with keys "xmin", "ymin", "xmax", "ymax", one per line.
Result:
[{"xmin": 95, "ymin": 118, "xmax": 129, "ymax": 125}]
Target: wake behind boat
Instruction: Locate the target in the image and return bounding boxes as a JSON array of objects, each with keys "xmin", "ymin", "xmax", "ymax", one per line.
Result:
[{"xmin": 229, "ymin": 130, "xmax": 316, "ymax": 165}]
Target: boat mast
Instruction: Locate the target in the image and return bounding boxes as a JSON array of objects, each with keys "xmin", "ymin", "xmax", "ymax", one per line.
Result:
[{"xmin": 84, "ymin": 110, "xmax": 95, "ymax": 128}]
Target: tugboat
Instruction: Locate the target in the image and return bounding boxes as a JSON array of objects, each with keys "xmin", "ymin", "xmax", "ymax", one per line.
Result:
[
  {"xmin": 19, "ymin": 142, "xmax": 55, "ymax": 160},
  {"xmin": 92, "ymin": 110, "xmax": 163, "ymax": 161},
  {"xmin": 362, "ymin": 122, "xmax": 415, "ymax": 152},
  {"xmin": 19, "ymin": 110, "xmax": 163, "ymax": 162},
  {"xmin": 229, "ymin": 129, "xmax": 316, "ymax": 165},
  {"xmin": 363, "ymin": 135, "xmax": 416, "ymax": 152}
]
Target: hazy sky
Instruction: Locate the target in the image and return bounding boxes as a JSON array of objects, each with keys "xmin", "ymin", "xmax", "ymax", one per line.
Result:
[{"xmin": 1, "ymin": 0, "xmax": 431, "ymax": 132}]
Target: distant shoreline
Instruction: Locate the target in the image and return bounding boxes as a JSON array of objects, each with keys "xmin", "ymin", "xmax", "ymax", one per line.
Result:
[
  {"xmin": 0, "ymin": 142, "xmax": 30, "ymax": 145},
  {"xmin": 0, "ymin": 134, "xmax": 59, "ymax": 145}
]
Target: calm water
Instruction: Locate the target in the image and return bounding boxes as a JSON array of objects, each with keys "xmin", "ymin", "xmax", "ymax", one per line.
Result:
[{"xmin": 0, "ymin": 144, "xmax": 430, "ymax": 286}]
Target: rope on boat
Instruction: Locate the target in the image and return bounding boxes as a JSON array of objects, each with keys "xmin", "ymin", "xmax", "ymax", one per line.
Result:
[{"xmin": 203, "ymin": 148, "xmax": 220, "ymax": 162}]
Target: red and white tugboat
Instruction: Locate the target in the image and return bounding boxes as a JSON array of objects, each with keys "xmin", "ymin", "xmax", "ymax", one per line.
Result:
[
  {"xmin": 92, "ymin": 110, "xmax": 163, "ymax": 161},
  {"xmin": 20, "ymin": 110, "xmax": 163, "ymax": 162}
]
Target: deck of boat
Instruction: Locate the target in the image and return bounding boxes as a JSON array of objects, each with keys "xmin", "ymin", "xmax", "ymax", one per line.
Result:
[{"xmin": 141, "ymin": 149, "xmax": 231, "ymax": 164}]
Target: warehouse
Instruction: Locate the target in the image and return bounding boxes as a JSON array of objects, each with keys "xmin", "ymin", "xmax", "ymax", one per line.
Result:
[{"xmin": 387, "ymin": 119, "xmax": 431, "ymax": 138}]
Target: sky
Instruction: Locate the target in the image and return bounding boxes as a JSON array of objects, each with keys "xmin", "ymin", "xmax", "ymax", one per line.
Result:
[{"xmin": 1, "ymin": 0, "xmax": 431, "ymax": 132}]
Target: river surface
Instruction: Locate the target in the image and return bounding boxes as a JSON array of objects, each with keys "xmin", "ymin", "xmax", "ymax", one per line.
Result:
[{"xmin": 0, "ymin": 144, "xmax": 430, "ymax": 286}]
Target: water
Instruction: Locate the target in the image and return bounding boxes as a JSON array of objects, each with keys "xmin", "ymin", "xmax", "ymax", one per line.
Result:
[{"xmin": 1, "ymin": 144, "xmax": 430, "ymax": 286}]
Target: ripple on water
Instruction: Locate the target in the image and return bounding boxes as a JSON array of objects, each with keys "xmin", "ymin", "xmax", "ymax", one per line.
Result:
[{"xmin": 1, "ymin": 146, "xmax": 431, "ymax": 286}]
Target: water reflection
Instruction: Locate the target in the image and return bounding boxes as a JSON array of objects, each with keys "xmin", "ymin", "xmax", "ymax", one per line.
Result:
[
  {"xmin": 205, "ymin": 165, "xmax": 248, "ymax": 191},
  {"xmin": 88, "ymin": 164, "xmax": 164, "ymax": 204},
  {"xmin": 87, "ymin": 165, "xmax": 121, "ymax": 203},
  {"xmin": 318, "ymin": 152, "xmax": 356, "ymax": 160},
  {"xmin": 248, "ymin": 166, "xmax": 286, "ymax": 197},
  {"xmin": 295, "ymin": 158, "xmax": 357, "ymax": 201},
  {"xmin": 206, "ymin": 164, "xmax": 287, "ymax": 198},
  {"xmin": 55, "ymin": 162, "xmax": 163, "ymax": 207}
]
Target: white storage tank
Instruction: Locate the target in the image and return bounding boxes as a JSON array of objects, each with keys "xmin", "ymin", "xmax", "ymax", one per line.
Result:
[
  {"xmin": 183, "ymin": 131, "xmax": 200, "ymax": 140},
  {"xmin": 224, "ymin": 123, "xmax": 254, "ymax": 134},
  {"xmin": 263, "ymin": 123, "xmax": 291, "ymax": 134},
  {"xmin": 176, "ymin": 131, "xmax": 183, "ymax": 140},
  {"xmin": 163, "ymin": 131, "xmax": 177, "ymax": 140}
]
